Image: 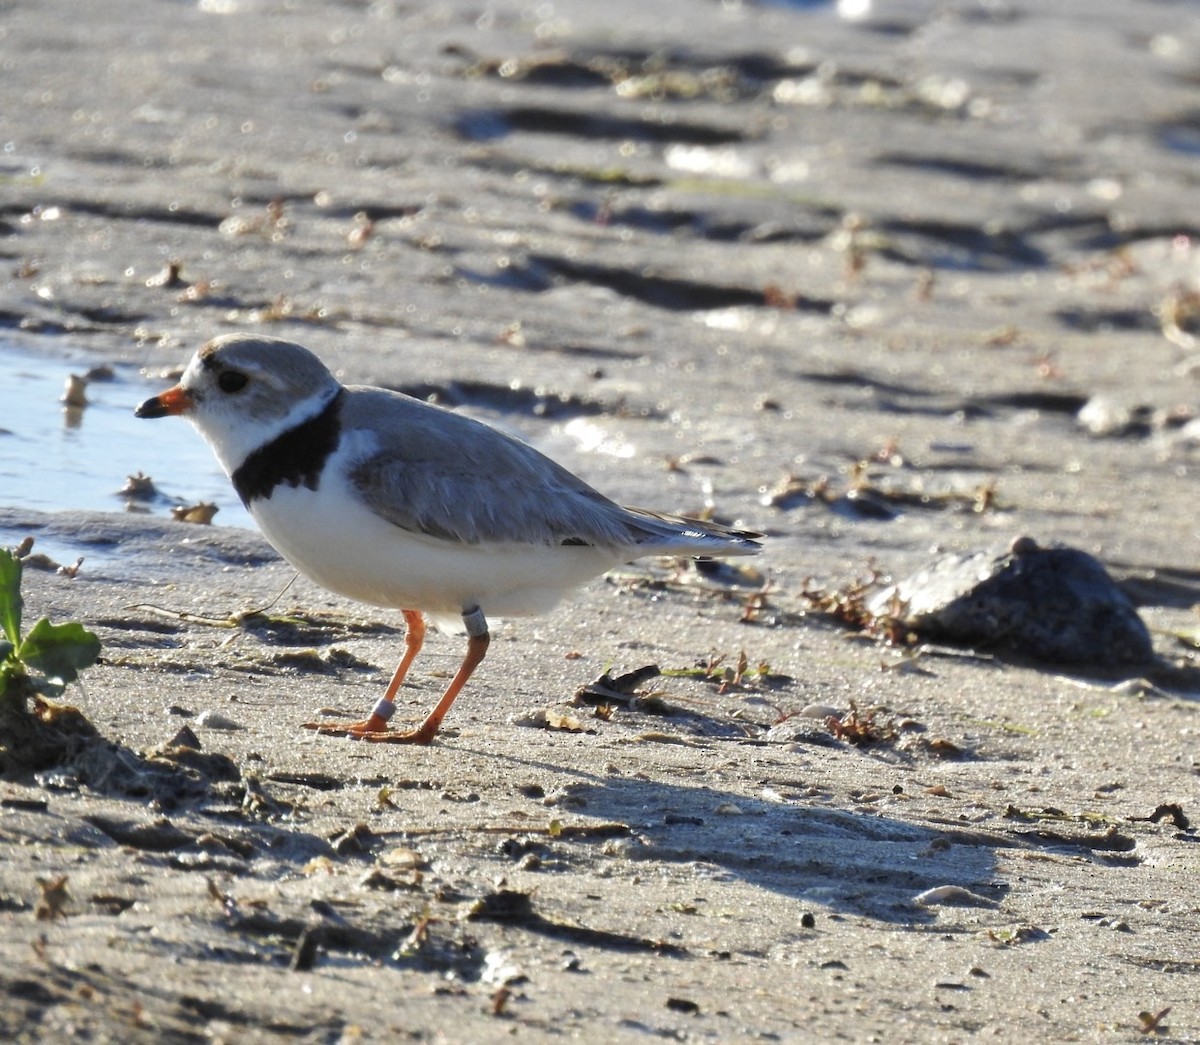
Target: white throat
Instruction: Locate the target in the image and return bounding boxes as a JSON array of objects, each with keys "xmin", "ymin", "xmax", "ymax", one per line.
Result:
[{"xmin": 194, "ymin": 386, "xmax": 340, "ymax": 477}]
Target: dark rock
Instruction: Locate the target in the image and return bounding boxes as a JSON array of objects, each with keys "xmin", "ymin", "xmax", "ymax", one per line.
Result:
[{"xmin": 871, "ymin": 537, "xmax": 1153, "ymax": 667}]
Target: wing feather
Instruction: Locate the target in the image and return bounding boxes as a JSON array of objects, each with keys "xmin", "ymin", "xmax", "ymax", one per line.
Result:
[{"xmin": 343, "ymin": 388, "xmax": 637, "ymax": 548}]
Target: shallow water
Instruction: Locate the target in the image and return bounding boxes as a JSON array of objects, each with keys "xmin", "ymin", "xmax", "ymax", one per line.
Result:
[{"xmin": 0, "ymin": 338, "xmax": 252, "ymax": 529}]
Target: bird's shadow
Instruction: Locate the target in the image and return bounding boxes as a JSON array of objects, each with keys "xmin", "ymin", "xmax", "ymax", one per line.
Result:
[{"xmin": 449, "ymin": 740, "xmax": 1016, "ymax": 927}]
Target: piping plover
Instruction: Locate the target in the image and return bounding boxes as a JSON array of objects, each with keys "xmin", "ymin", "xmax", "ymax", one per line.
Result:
[{"xmin": 136, "ymin": 334, "xmax": 762, "ymax": 744}]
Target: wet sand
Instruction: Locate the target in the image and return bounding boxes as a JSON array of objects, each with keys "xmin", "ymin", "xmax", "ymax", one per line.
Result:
[{"xmin": 2, "ymin": 0, "xmax": 1199, "ymax": 1040}]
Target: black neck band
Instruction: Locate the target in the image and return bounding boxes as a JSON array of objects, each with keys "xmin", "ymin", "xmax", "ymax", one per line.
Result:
[{"xmin": 231, "ymin": 390, "xmax": 344, "ymax": 506}]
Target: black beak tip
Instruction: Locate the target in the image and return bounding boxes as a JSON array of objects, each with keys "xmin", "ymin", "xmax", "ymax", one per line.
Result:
[{"xmin": 134, "ymin": 397, "xmax": 165, "ymax": 419}]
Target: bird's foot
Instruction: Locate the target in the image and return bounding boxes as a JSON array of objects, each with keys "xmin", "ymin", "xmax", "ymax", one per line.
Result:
[{"xmin": 302, "ymin": 714, "xmax": 439, "ymax": 745}]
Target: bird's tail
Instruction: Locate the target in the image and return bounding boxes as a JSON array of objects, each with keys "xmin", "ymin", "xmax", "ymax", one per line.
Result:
[{"xmin": 622, "ymin": 506, "xmax": 763, "ymax": 558}]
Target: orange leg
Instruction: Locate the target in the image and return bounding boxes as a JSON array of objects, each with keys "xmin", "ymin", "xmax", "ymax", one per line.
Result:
[{"xmin": 303, "ymin": 606, "xmax": 490, "ymax": 745}]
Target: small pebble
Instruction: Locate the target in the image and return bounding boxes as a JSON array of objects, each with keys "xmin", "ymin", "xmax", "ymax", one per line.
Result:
[
  {"xmin": 798, "ymin": 703, "xmax": 842, "ymax": 719},
  {"xmin": 172, "ymin": 502, "xmax": 219, "ymax": 525},
  {"xmin": 511, "ymin": 708, "xmax": 549, "ymax": 728},
  {"xmin": 120, "ymin": 472, "xmax": 157, "ymax": 500},
  {"xmin": 913, "ymin": 885, "xmax": 998, "ymax": 908},
  {"xmin": 1076, "ymin": 395, "xmax": 1138, "ymax": 437},
  {"xmin": 61, "ymin": 373, "xmax": 88, "ymax": 407},
  {"xmin": 195, "ymin": 710, "xmax": 243, "ymax": 731},
  {"xmin": 166, "ymin": 725, "xmax": 200, "ymax": 749}
]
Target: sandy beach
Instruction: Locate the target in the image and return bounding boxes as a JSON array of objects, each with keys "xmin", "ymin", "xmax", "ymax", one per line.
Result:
[{"xmin": 1, "ymin": 0, "xmax": 1199, "ymax": 1040}]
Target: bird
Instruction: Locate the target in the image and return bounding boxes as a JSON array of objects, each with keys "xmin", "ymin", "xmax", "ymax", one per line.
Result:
[{"xmin": 135, "ymin": 334, "xmax": 762, "ymax": 744}]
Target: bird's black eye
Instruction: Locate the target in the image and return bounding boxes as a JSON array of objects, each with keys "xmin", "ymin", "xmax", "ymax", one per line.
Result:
[{"xmin": 218, "ymin": 370, "xmax": 249, "ymax": 393}]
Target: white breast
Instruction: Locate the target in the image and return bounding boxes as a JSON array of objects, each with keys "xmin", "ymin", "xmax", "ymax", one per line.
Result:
[{"xmin": 247, "ymin": 442, "xmax": 622, "ymax": 624}]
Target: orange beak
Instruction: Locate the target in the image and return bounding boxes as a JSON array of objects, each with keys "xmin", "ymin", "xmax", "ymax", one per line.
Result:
[{"xmin": 134, "ymin": 385, "xmax": 194, "ymax": 419}]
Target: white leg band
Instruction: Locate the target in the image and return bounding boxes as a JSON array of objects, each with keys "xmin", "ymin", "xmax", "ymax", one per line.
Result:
[
  {"xmin": 462, "ymin": 605, "xmax": 488, "ymax": 639},
  {"xmin": 371, "ymin": 697, "xmax": 397, "ymax": 722}
]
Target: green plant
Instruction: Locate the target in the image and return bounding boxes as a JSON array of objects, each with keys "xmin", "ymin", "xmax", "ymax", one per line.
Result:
[{"xmin": 0, "ymin": 547, "xmax": 100, "ymax": 702}]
